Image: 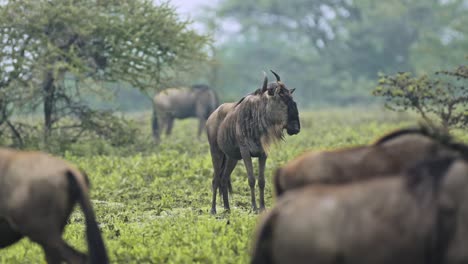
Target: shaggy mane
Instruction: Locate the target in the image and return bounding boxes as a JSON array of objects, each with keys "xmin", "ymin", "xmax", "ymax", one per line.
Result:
[
  {"xmin": 374, "ymin": 124, "xmax": 468, "ymax": 160},
  {"xmin": 235, "ymin": 94, "xmax": 284, "ymax": 152},
  {"xmin": 374, "ymin": 125, "xmax": 452, "ymax": 146}
]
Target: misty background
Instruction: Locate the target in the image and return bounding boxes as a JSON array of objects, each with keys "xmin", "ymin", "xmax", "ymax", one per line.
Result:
[
  {"xmin": 128, "ymin": 0, "xmax": 468, "ymax": 110},
  {"xmin": 0, "ymin": 0, "xmax": 467, "ymax": 150}
]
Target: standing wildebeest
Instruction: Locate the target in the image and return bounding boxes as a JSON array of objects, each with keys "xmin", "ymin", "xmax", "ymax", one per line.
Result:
[
  {"xmin": 252, "ymin": 157, "xmax": 468, "ymax": 264},
  {"xmin": 0, "ymin": 148, "xmax": 108, "ymax": 264},
  {"xmin": 274, "ymin": 126, "xmax": 467, "ymax": 196},
  {"xmin": 151, "ymin": 84, "xmax": 219, "ymax": 142},
  {"xmin": 207, "ymin": 71, "xmax": 300, "ymax": 214}
]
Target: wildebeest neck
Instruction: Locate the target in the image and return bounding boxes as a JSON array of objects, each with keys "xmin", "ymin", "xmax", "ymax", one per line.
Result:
[{"xmin": 234, "ymin": 95, "xmax": 285, "ymax": 152}]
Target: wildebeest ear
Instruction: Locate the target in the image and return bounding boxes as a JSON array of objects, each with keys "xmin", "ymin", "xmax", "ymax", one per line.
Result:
[
  {"xmin": 261, "ymin": 71, "xmax": 268, "ymax": 93},
  {"xmin": 290, "ymin": 88, "xmax": 296, "ymax": 94}
]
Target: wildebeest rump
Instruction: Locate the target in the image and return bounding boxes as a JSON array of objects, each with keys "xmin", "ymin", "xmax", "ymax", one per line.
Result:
[
  {"xmin": 152, "ymin": 84, "xmax": 219, "ymax": 142},
  {"xmin": 0, "ymin": 148, "xmax": 108, "ymax": 264},
  {"xmin": 274, "ymin": 127, "xmax": 468, "ymax": 196},
  {"xmin": 207, "ymin": 71, "xmax": 300, "ymax": 214},
  {"xmin": 252, "ymin": 157, "xmax": 467, "ymax": 264}
]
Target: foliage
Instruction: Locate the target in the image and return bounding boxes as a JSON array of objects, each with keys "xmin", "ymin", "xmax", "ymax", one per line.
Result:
[
  {"xmin": 204, "ymin": 0, "xmax": 468, "ymax": 106},
  {"xmin": 373, "ymin": 65, "xmax": 468, "ymax": 129},
  {"xmin": 0, "ymin": 0, "xmax": 210, "ymax": 143},
  {"xmin": 0, "ymin": 108, "xmax": 427, "ymax": 263}
]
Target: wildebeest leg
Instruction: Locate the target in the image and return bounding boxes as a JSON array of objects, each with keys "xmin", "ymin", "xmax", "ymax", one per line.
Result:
[
  {"xmin": 258, "ymin": 154, "xmax": 267, "ymax": 211},
  {"xmin": 40, "ymin": 236, "xmax": 87, "ymax": 264},
  {"xmin": 166, "ymin": 117, "xmax": 174, "ymax": 136},
  {"xmin": 0, "ymin": 220, "xmax": 23, "ymax": 248},
  {"xmin": 210, "ymin": 147, "xmax": 225, "ymax": 214},
  {"xmin": 240, "ymin": 146, "xmax": 258, "ymax": 212},
  {"xmin": 211, "ymin": 173, "xmax": 220, "ymax": 215},
  {"xmin": 221, "ymin": 158, "xmax": 238, "ymax": 211},
  {"xmin": 14, "ymin": 219, "xmax": 86, "ymax": 263},
  {"xmin": 8, "ymin": 197, "xmax": 86, "ymax": 263},
  {"xmin": 197, "ymin": 118, "xmax": 206, "ymax": 139}
]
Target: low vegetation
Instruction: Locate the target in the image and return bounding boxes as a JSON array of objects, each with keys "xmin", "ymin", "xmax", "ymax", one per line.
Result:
[{"xmin": 2, "ymin": 108, "xmax": 464, "ymax": 263}]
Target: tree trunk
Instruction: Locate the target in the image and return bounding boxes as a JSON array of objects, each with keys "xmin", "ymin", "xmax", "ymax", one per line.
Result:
[
  {"xmin": 43, "ymin": 71, "xmax": 55, "ymax": 143},
  {"xmin": 6, "ymin": 121, "xmax": 23, "ymax": 147}
]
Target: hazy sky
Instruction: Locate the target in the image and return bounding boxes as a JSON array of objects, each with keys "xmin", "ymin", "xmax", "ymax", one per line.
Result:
[{"xmin": 169, "ymin": 0, "xmax": 219, "ymax": 18}]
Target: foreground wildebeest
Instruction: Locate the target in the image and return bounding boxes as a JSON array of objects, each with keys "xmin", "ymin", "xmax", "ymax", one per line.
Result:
[
  {"xmin": 0, "ymin": 148, "xmax": 108, "ymax": 264},
  {"xmin": 274, "ymin": 126, "xmax": 467, "ymax": 196},
  {"xmin": 151, "ymin": 84, "xmax": 219, "ymax": 142},
  {"xmin": 252, "ymin": 157, "xmax": 468, "ymax": 264},
  {"xmin": 207, "ymin": 70, "xmax": 300, "ymax": 214}
]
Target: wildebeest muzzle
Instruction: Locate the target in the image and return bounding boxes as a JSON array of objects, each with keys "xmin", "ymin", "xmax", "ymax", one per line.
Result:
[{"xmin": 286, "ymin": 101, "xmax": 300, "ymax": 135}]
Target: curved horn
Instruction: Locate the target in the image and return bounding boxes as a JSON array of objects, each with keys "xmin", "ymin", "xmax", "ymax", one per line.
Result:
[
  {"xmin": 270, "ymin": 70, "xmax": 280, "ymax": 82},
  {"xmin": 261, "ymin": 71, "xmax": 268, "ymax": 93}
]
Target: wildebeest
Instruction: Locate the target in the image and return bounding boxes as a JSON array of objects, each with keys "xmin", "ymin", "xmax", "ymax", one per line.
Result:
[
  {"xmin": 274, "ymin": 126, "xmax": 468, "ymax": 196},
  {"xmin": 252, "ymin": 157, "xmax": 468, "ymax": 264},
  {"xmin": 207, "ymin": 70, "xmax": 300, "ymax": 214},
  {"xmin": 0, "ymin": 148, "xmax": 108, "ymax": 264},
  {"xmin": 151, "ymin": 84, "xmax": 219, "ymax": 142}
]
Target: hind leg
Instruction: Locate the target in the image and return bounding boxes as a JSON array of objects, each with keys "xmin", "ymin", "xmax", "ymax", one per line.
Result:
[
  {"xmin": 40, "ymin": 236, "xmax": 87, "ymax": 264},
  {"xmin": 166, "ymin": 117, "xmax": 174, "ymax": 136},
  {"xmin": 197, "ymin": 118, "xmax": 206, "ymax": 139},
  {"xmin": 258, "ymin": 154, "xmax": 267, "ymax": 211},
  {"xmin": 221, "ymin": 158, "xmax": 238, "ymax": 212},
  {"xmin": 210, "ymin": 145, "xmax": 225, "ymax": 214},
  {"xmin": 12, "ymin": 217, "xmax": 86, "ymax": 264},
  {"xmin": 6, "ymin": 189, "xmax": 85, "ymax": 263},
  {"xmin": 0, "ymin": 218, "xmax": 23, "ymax": 248}
]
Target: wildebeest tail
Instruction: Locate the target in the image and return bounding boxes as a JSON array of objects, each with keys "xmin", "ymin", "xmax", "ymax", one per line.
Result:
[
  {"xmin": 206, "ymin": 90, "xmax": 220, "ymax": 119},
  {"xmin": 251, "ymin": 210, "xmax": 278, "ymax": 264},
  {"xmin": 66, "ymin": 170, "xmax": 109, "ymax": 264},
  {"xmin": 151, "ymin": 104, "xmax": 159, "ymax": 141}
]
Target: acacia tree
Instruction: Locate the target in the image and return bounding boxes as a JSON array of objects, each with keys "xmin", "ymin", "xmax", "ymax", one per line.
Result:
[
  {"xmin": 373, "ymin": 65, "xmax": 468, "ymax": 130},
  {"xmin": 0, "ymin": 0, "xmax": 210, "ymax": 144}
]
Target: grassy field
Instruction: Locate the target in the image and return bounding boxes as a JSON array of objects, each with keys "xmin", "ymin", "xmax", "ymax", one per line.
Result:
[{"xmin": 1, "ymin": 107, "xmax": 423, "ymax": 263}]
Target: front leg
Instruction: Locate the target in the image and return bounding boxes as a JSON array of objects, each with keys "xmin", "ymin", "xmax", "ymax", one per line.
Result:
[
  {"xmin": 240, "ymin": 146, "xmax": 257, "ymax": 212},
  {"xmin": 258, "ymin": 153, "xmax": 267, "ymax": 211}
]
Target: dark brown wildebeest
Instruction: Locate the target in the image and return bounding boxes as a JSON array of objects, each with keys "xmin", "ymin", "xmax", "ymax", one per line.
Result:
[
  {"xmin": 0, "ymin": 148, "xmax": 108, "ymax": 264},
  {"xmin": 207, "ymin": 70, "xmax": 300, "ymax": 214},
  {"xmin": 274, "ymin": 127, "xmax": 468, "ymax": 196},
  {"xmin": 252, "ymin": 157, "xmax": 468, "ymax": 264},
  {"xmin": 151, "ymin": 84, "xmax": 219, "ymax": 142}
]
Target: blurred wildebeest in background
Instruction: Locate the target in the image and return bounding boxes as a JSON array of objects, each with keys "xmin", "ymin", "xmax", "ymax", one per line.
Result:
[
  {"xmin": 252, "ymin": 157, "xmax": 468, "ymax": 264},
  {"xmin": 274, "ymin": 126, "xmax": 468, "ymax": 196},
  {"xmin": 152, "ymin": 84, "xmax": 219, "ymax": 142},
  {"xmin": 0, "ymin": 148, "xmax": 108, "ymax": 264},
  {"xmin": 207, "ymin": 70, "xmax": 300, "ymax": 214}
]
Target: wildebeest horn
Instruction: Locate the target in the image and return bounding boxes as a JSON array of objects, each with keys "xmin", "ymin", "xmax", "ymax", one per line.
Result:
[
  {"xmin": 270, "ymin": 70, "xmax": 281, "ymax": 82},
  {"xmin": 262, "ymin": 71, "xmax": 268, "ymax": 93}
]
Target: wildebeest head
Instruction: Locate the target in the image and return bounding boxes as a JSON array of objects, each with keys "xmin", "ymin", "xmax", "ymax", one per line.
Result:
[{"xmin": 262, "ymin": 70, "xmax": 300, "ymax": 135}]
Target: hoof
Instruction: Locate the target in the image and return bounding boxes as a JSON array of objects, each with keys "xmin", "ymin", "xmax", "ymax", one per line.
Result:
[{"xmin": 210, "ymin": 208, "xmax": 216, "ymax": 215}]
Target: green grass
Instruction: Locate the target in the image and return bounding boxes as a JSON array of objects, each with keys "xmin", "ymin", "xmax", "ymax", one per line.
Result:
[{"xmin": 1, "ymin": 107, "xmax": 422, "ymax": 263}]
